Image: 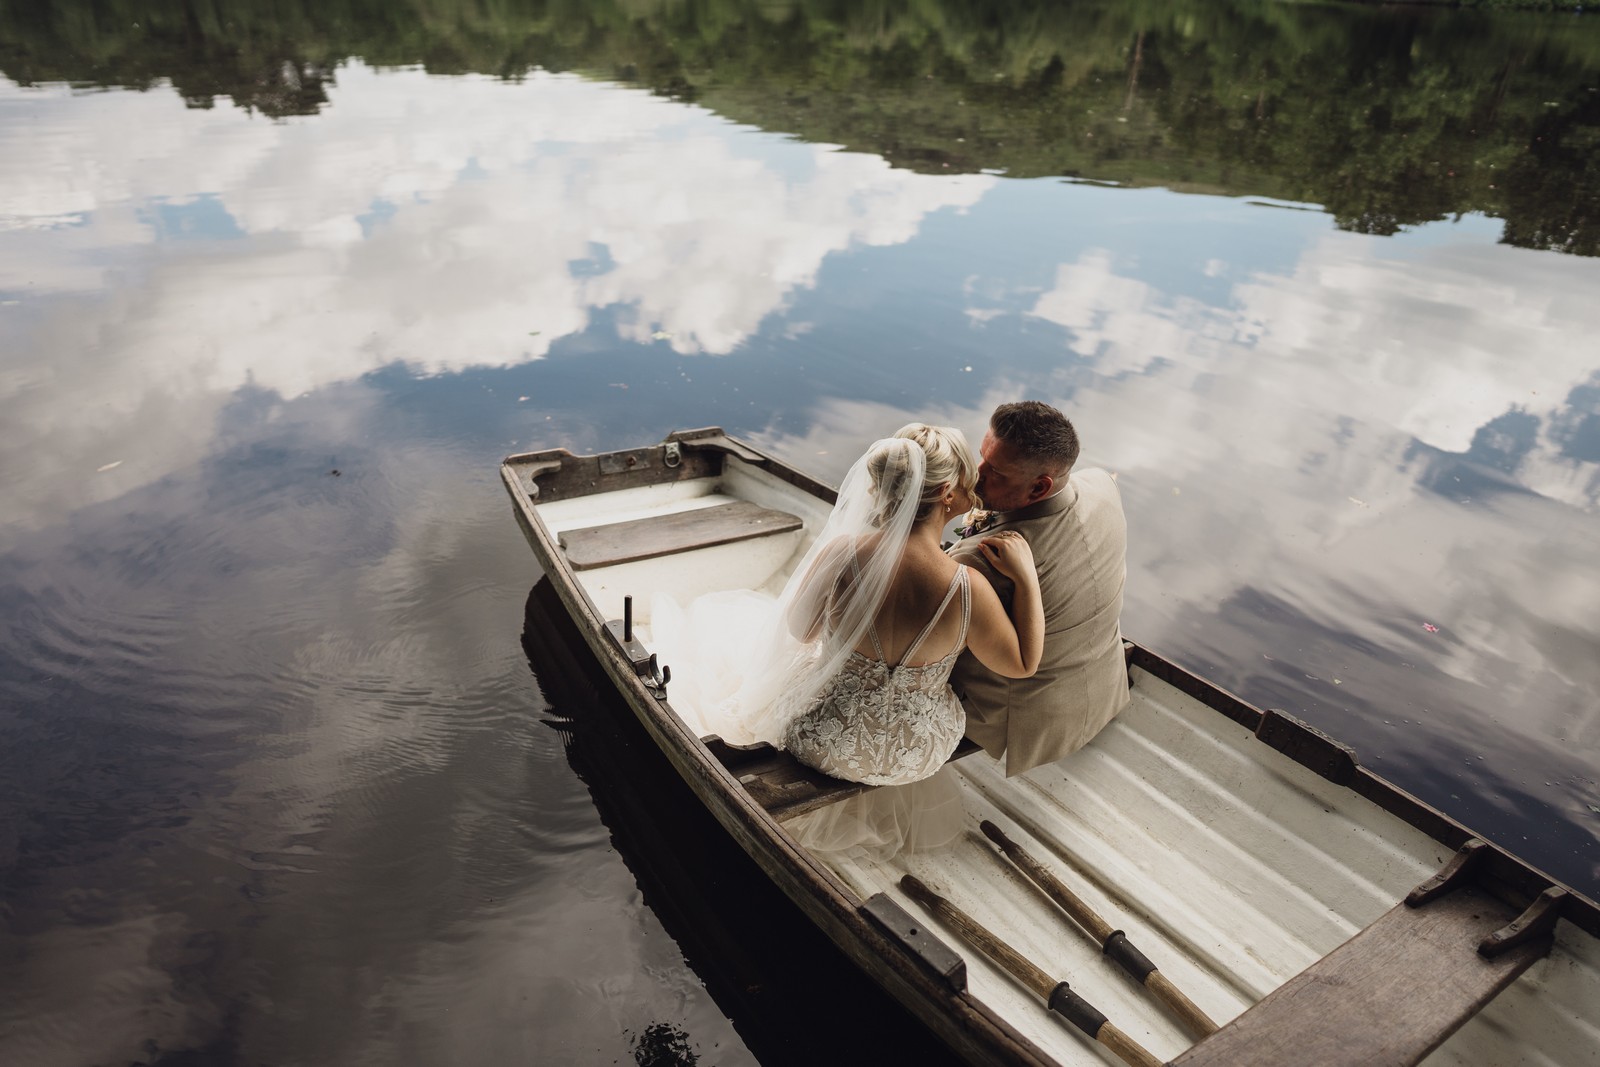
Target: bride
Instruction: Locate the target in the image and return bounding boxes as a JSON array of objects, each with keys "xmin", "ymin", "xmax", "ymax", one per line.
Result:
[
  {"xmin": 656, "ymin": 423, "xmax": 1043, "ymax": 856},
  {"xmin": 776, "ymin": 423, "xmax": 1043, "ymax": 785}
]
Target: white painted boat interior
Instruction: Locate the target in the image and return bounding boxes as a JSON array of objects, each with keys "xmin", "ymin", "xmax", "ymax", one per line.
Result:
[
  {"xmin": 835, "ymin": 687, "xmax": 1600, "ymax": 1067},
  {"xmin": 536, "ymin": 468, "xmax": 827, "ymax": 627},
  {"xmin": 531, "ymin": 456, "xmax": 1600, "ymax": 1067}
]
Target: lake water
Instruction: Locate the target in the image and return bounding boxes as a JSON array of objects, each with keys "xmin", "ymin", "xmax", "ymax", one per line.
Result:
[{"xmin": 1, "ymin": 2, "xmax": 1598, "ymax": 1064}]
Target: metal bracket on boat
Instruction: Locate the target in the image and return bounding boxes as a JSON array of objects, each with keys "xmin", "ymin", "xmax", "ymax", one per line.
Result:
[
  {"xmin": 862, "ymin": 893, "xmax": 967, "ymax": 993},
  {"xmin": 1479, "ymin": 886, "xmax": 1568, "ymax": 959},
  {"xmin": 1406, "ymin": 838, "xmax": 1489, "ymax": 907},
  {"xmin": 663, "ymin": 441, "xmax": 682, "ymax": 468},
  {"xmin": 605, "ymin": 596, "xmax": 671, "ymax": 700},
  {"xmin": 642, "ymin": 653, "xmax": 671, "ymax": 700}
]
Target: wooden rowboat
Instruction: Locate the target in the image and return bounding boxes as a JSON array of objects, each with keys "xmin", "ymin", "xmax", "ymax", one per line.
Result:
[{"xmin": 502, "ymin": 428, "xmax": 1600, "ymax": 1067}]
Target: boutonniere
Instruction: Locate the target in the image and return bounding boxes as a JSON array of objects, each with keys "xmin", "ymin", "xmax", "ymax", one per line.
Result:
[{"xmin": 956, "ymin": 508, "xmax": 997, "ymax": 539}]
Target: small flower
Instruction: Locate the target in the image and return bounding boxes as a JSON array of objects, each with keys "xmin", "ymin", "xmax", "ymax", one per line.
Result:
[{"xmin": 957, "ymin": 508, "xmax": 996, "ymax": 539}]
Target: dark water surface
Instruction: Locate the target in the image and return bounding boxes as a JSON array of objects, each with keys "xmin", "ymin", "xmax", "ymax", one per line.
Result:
[{"xmin": 2, "ymin": 1, "xmax": 1598, "ymax": 1063}]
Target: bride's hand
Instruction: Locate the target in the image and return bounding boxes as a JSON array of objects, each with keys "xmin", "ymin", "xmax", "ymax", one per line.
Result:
[{"xmin": 978, "ymin": 530, "xmax": 1036, "ymax": 581}]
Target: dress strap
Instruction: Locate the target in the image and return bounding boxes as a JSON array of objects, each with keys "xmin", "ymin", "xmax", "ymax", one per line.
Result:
[
  {"xmin": 850, "ymin": 548, "xmax": 886, "ymax": 661},
  {"xmin": 900, "ymin": 567, "xmax": 967, "ymax": 666},
  {"xmin": 955, "ymin": 565, "xmax": 972, "ymax": 646}
]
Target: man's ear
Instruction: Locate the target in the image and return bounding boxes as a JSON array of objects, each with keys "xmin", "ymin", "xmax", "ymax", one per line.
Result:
[{"xmin": 1029, "ymin": 474, "xmax": 1054, "ymax": 503}]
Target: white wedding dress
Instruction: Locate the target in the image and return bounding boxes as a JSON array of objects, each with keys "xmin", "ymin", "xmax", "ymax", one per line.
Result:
[
  {"xmin": 650, "ymin": 566, "xmax": 969, "ymax": 860},
  {"xmin": 647, "ymin": 434, "xmax": 969, "ymax": 860},
  {"xmin": 781, "ymin": 566, "xmax": 970, "ymax": 785}
]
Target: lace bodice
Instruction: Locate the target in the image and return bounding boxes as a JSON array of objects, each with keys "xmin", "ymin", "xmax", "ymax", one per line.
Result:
[{"xmin": 781, "ymin": 567, "xmax": 971, "ymax": 786}]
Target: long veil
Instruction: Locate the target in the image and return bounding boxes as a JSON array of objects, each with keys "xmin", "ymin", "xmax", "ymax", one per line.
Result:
[
  {"xmin": 647, "ymin": 434, "xmax": 966, "ymax": 859},
  {"xmin": 716, "ymin": 436, "xmax": 927, "ymax": 745}
]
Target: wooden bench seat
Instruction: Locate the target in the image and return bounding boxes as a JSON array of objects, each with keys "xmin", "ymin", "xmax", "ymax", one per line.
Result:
[
  {"xmin": 705, "ymin": 735, "xmax": 982, "ymax": 822},
  {"xmin": 1170, "ymin": 883, "xmax": 1556, "ymax": 1067},
  {"xmin": 559, "ymin": 500, "xmax": 803, "ymax": 570}
]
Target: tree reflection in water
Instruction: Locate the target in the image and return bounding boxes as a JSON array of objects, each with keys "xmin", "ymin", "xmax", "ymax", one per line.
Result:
[{"xmin": 2, "ymin": 0, "xmax": 1597, "ymax": 254}]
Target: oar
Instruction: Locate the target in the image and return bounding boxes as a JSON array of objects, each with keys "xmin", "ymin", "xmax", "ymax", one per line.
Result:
[
  {"xmin": 980, "ymin": 819, "xmax": 1218, "ymax": 1040},
  {"xmin": 900, "ymin": 875, "xmax": 1162, "ymax": 1067}
]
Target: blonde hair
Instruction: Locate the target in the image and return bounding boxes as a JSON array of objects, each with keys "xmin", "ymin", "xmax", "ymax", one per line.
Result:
[{"xmin": 893, "ymin": 423, "xmax": 978, "ymax": 520}]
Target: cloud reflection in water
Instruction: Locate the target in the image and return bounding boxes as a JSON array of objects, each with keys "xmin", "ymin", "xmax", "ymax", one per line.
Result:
[
  {"xmin": 0, "ymin": 51, "xmax": 1597, "ymax": 1067},
  {"xmin": 0, "ymin": 64, "xmax": 992, "ymax": 532}
]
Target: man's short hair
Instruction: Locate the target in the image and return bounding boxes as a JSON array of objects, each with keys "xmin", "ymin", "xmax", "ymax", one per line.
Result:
[{"xmin": 990, "ymin": 401, "xmax": 1080, "ymax": 475}]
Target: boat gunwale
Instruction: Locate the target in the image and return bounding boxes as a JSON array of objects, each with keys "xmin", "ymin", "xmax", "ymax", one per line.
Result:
[
  {"xmin": 501, "ymin": 429, "xmax": 1600, "ymax": 1060},
  {"xmin": 1124, "ymin": 632, "xmax": 1598, "ymax": 938}
]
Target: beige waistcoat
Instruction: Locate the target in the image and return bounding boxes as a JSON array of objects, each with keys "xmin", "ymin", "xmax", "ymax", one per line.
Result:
[{"xmin": 948, "ymin": 467, "xmax": 1129, "ymax": 776}]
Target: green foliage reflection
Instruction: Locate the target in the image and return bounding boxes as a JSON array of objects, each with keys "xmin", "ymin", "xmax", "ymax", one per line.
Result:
[{"xmin": 2, "ymin": 0, "xmax": 1596, "ymax": 254}]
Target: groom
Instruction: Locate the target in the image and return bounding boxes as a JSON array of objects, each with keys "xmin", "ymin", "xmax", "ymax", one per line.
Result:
[{"xmin": 948, "ymin": 401, "xmax": 1130, "ymax": 776}]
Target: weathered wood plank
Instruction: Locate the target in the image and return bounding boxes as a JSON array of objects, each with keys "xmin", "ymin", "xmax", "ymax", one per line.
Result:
[
  {"xmin": 1169, "ymin": 886, "xmax": 1554, "ymax": 1067},
  {"xmin": 559, "ymin": 500, "xmax": 802, "ymax": 570},
  {"xmin": 706, "ymin": 736, "xmax": 982, "ymax": 822}
]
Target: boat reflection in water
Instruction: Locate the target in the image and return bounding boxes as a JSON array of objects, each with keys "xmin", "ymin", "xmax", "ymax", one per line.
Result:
[{"xmin": 522, "ymin": 577, "xmax": 963, "ymax": 1067}]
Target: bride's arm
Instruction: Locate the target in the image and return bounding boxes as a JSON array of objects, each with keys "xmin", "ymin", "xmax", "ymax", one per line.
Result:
[
  {"xmin": 962, "ymin": 533, "xmax": 1043, "ymax": 678},
  {"xmin": 784, "ymin": 536, "xmax": 852, "ymax": 641}
]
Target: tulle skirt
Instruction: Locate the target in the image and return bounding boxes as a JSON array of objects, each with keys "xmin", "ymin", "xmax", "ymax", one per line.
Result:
[{"xmin": 784, "ymin": 766, "xmax": 964, "ymax": 860}]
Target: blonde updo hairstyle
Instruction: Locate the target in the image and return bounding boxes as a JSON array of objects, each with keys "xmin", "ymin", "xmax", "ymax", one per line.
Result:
[{"xmin": 871, "ymin": 422, "xmax": 978, "ymax": 523}]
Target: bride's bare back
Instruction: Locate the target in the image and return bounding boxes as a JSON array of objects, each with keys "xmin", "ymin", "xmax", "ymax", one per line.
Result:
[{"xmin": 857, "ymin": 542, "xmax": 969, "ymax": 666}]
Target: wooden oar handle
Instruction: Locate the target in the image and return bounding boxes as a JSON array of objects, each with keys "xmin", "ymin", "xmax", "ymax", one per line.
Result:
[
  {"xmin": 980, "ymin": 819, "xmax": 1113, "ymax": 942},
  {"xmin": 1146, "ymin": 970, "xmax": 1218, "ymax": 1042},
  {"xmin": 901, "ymin": 875, "xmax": 1054, "ymax": 999},
  {"xmin": 900, "ymin": 875, "xmax": 1165, "ymax": 1067},
  {"xmin": 1099, "ymin": 1022, "xmax": 1166, "ymax": 1067},
  {"xmin": 980, "ymin": 819, "xmax": 1220, "ymax": 1039}
]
